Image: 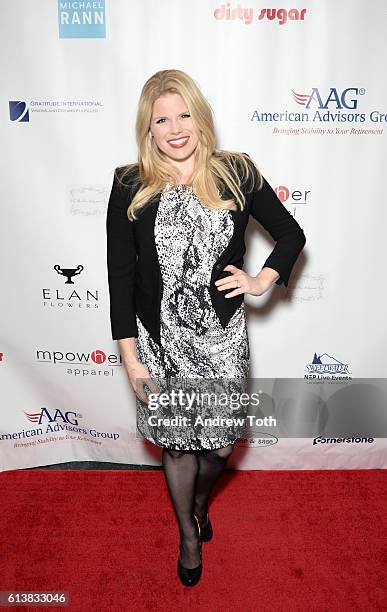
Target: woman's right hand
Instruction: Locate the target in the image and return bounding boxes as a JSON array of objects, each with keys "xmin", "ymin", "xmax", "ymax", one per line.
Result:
[{"xmin": 124, "ymin": 358, "xmax": 161, "ymax": 405}]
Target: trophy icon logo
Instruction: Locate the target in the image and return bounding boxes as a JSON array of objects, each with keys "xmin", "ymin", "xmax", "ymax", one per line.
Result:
[{"xmin": 54, "ymin": 264, "xmax": 84, "ymax": 284}]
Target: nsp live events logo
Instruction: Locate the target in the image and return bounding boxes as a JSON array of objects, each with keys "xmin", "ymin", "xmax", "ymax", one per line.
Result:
[
  {"xmin": 252, "ymin": 87, "xmax": 387, "ymax": 127},
  {"xmin": 305, "ymin": 352, "xmax": 352, "ymax": 381}
]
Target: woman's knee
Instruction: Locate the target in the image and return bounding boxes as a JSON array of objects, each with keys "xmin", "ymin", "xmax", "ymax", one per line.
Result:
[
  {"xmin": 164, "ymin": 448, "xmax": 185, "ymax": 459},
  {"xmin": 209, "ymin": 444, "xmax": 234, "ymax": 461}
]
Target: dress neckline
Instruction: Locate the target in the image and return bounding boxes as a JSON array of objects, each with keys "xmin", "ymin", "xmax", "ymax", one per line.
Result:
[
  {"xmin": 162, "ymin": 181, "xmax": 193, "ymax": 193},
  {"xmin": 162, "ymin": 181, "xmax": 224, "ymax": 202}
]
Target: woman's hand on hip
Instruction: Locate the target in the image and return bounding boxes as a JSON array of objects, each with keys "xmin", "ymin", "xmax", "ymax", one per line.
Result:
[{"xmin": 214, "ymin": 264, "xmax": 279, "ymax": 298}]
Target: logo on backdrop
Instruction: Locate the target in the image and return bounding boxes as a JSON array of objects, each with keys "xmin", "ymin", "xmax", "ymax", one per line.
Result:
[
  {"xmin": 271, "ymin": 183, "xmax": 311, "ymax": 220},
  {"xmin": 9, "ymin": 99, "xmax": 103, "ymax": 122},
  {"xmin": 291, "ymin": 88, "xmax": 365, "ymax": 110},
  {"xmin": 57, "ymin": 0, "xmax": 106, "ymax": 38},
  {"xmin": 55, "ymin": 265, "xmax": 84, "ymax": 284},
  {"xmin": 214, "ymin": 5, "xmax": 307, "ymax": 26},
  {"xmin": 305, "ymin": 352, "xmax": 352, "ymax": 380},
  {"xmin": 274, "ymin": 184, "xmax": 311, "ymax": 207},
  {"xmin": 236, "ymin": 433, "xmax": 279, "ymax": 448},
  {"xmin": 25, "ymin": 408, "xmax": 82, "ymax": 426},
  {"xmin": 5, "ymin": 406, "xmax": 120, "ymax": 442},
  {"xmin": 36, "ymin": 347, "xmax": 122, "ymax": 376},
  {"xmin": 42, "ymin": 264, "xmax": 99, "ymax": 309},
  {"xmin": 284, "ymin": 273, "xmax": 327, "ymax": 303},
  {"xmin": 253, "ymin": 87, "xmax": 386, "ymax": 134},
  {"xmin": 312, "ymin": 436, "xmax": 374, "ymax": 446},
  {"xmin": 9, "ymin": 101, "xmax": 29, "ymax": 122}
]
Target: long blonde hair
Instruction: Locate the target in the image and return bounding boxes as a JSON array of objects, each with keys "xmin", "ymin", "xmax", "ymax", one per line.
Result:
[{"xmin": 115, "ymin": 69, "xmax": 263, "ymax": 221}]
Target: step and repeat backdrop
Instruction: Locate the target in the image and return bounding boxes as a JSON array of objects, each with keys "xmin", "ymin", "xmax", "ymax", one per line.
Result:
[{"xmin": 1, "ymin": 0, "xmax": 386, "ymax": 472}]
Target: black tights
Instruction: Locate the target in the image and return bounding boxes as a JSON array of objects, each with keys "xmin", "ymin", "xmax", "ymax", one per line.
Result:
[{"xmin": 162, "ymin": 444, "xmax": 234, "ymax": 568}]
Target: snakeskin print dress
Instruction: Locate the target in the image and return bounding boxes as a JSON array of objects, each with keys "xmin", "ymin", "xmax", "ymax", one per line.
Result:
[{"xmin": 135, "ymin": 182, "xmax": 250, "ymax": 451}]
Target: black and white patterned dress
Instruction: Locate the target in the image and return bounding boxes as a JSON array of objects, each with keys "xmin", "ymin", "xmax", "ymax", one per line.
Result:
[{"xmin": 135, "ymin": 182, "xmax": 250, "ymax": 451}]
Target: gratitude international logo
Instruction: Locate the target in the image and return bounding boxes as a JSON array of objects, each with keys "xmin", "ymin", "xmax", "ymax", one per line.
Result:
[
  {"xmin": 58, "ymin": 0, "xmax": 106, "ymax": 38},
  {"xmin": 9, "ymin": 99, "xmax": 103, "ymax": 122},
  {"xmin": 9, "ymin": 101, "xmax": 29, "ymax": 122}
]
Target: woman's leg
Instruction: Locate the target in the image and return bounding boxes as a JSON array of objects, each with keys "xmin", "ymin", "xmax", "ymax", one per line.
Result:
[
  {"xmin": 194, "ymin": 444, "xmax": 235, "ymax": 527},
  {"xmin": 162, "ymin": 448, "xmax": 200, "ymax": 568}
]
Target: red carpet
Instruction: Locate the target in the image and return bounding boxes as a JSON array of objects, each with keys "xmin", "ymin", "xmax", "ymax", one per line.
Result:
[{"xmin": 0, "ymin": 469, "xmax": 385, "ymax": 611}]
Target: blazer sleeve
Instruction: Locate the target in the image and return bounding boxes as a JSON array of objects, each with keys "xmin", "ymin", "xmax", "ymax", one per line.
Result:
[
  {"xmin": 106, "ymin": 169, "xmax": 138, "ymax": 340},
  {"xmin": 247, "ymin": 162, "xmax": 306, "ymax": 287}
]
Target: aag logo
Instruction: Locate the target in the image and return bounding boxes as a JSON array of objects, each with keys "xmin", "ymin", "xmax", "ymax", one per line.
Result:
[
  {"xmin": 25, "ymin": 408, "xmax": 81, "ymax": 426},
  {"xmin": 292, "ymin": 87, "xmax": 366, "ymax": 109}
]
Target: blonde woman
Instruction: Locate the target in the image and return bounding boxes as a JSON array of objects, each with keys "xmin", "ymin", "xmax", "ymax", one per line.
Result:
[{"xmin": 106, "ymin": 69, "xmax": 306, "ymax": 587}]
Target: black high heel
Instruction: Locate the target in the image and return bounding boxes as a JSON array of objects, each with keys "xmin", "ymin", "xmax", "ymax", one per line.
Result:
[
  {"xmin": 177, "ymin": 517, "xmax": 202, "ymax": 587},
  {"xmin": 194, "ymin": 512, "xmax": 213, "ymax": 542}
]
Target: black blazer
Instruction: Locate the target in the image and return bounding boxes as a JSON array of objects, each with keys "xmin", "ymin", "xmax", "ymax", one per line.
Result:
[{"xmin": 106, "ymin": 157, "xmax": 306, "ymax": 345}]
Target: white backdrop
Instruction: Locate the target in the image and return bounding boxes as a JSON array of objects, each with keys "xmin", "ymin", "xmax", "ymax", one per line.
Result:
[{"xmin": 1, "ymin": 0, "xmax": 386, "ymax": 472}]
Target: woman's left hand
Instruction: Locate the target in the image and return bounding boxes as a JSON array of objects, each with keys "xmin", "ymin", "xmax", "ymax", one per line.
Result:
[{"xmin": 214, "ymin": 264, "xmax": 274, "ymax": 298}]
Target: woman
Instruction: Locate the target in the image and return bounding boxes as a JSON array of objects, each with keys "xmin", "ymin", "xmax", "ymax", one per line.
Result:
[{"xmin": 106, "ymin": 69, "xmax": 306, "ymax": 587}]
